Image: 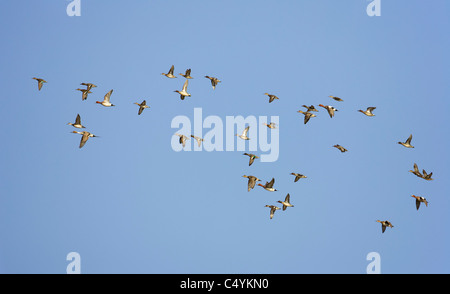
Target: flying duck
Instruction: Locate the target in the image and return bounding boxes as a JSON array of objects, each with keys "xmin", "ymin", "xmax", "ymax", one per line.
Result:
[
  {"xmin": 376, "ymin": 220, "xmax": 394, "ymax": 233},
  {"xmin": 80, "ymin": 83, "xmax": 97, "ymax": 91},
  {"xmin": 302, "ymin": 105, "xmax": 318, "ymax": 112},
  {"xmin": 258, "ymin": 178, "xmax": 277, "ymax": 192},
  {"xmin": 409, "ymin": 163, "xmax": 423, "ymax": 178},
  {"xmin": 96, "ymin": 89, "xmax": 115, "ymax": 107},
  {"xmin": 175, "ymin": 133, "xmax": 189, "ymax": 148},
  {"xmin": 191, "ymin": 135, "xmax": 204, "ymax": 147},
  {"xmin": 297, "ymin": 110, "xmax": 316, "ymax": 124},
  {"xmin": 162, "ymin": 65, "xmax": 177, "ymax": 78},
  {"xmin": 398, "ymin": 134, "xmax": 414, "ymax": 148},
  {"xmin": 263, "ymin": 122, "xmax": 277, "ymax": 129},
  {"xmin": 179, "ymin": 69, "xmax": 193, "ymax": 79},
  {"xmin": 242, "ymin": 175, "xmax": 261, "ymax": 192},
  {"xmin": 333, "ymin": 144, "xmax": 348, "ymax": 153},
  {"xmin": 243, "ymin": 153, "xmax": 259, "ymax": 166},
  {"xmin": 290, "ymin": 173, "xmax": 307, "ymax": 182},
  {"xmin": 72, "ymin": 131, "xmax": 97, "ymax": 148},
  {"xmin": 236, "ymin": 126, "xmax": 250, "ymax": 140},
  {"xmin": 67, "ymin": 114, "xmax": 85, "ymax": 129},
  {"xmin": 319, "ymin": 104, "xmax": 338, "ymax": 118},
  {"xmin": 174, "ymin": 79, "xmax": 191, "ymax": 100},
  {"xmin": 277, "ymin": 193, "xmax": 294, "ymax": 211},
  {"xmin": 265, "ymin": 205, "xmax": 281, "ymax": 219},
  {"xmin": 76, "ymin": 88, "xmax": 92, "ymax": 101},
  {"xmin": 358, "ymin": 107, "xmax": 376, "ymax": 116},
  {"xmin": 32, "ymin": 77, "xmax": 47, "ymax": 91},
  {"xmin": 329, "ymin": 96, "xmax": 344, "ymax": 102},
  {"xmin": 134, "ymin": 100, "xmax": 150, "ymax": 115},
  {"xmin": 421, "ymin": 169, "xmax": 434, "ymax": 181},
  {"xmin": 205, "ymin": 76, "xmax": 221, "ymax": 89},
  {"xmin": 411, "ymin": 195, "xmax": 428, "ymax": 210},
  {"xmin": 264, "ymin": 93, "xmax": 279, "ymax": 103}
]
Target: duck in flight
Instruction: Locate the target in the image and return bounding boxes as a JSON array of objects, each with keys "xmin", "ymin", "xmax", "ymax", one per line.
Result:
[
  {"xmin": 264, "ymin": 93, "xmax": 279, "ymax": 103},
  {"xmin": 162, "ymin": 65, "xmax": 177, "ymax": 78},
  {"xmin": 67, "ymin": 114, "xmax": 85, "ymax": 129},
  {"xmin": 290, "ymin": 173, "xmax": 306, "ymax": 182},
  {"xmin": 398, "ymin": 134, "xmax": 414, "ymax": 148},
  {"xmin": 236, "ymin": 126, "xmax": 250, "ymax": 140},
  {"xmin": 318, "ymin": 104, "xmax": 338, "ymax": 118},
  {"xmin": 409, "ymin": 163, "xmax": 423, "ymax": 178},
  {"xmin": 243, "ymin": 153, "xmax": 259, "ymax": 166},
  {"xmin": 302, "ymin": 105, "xmax": 318, "ymax": 112},
  {"xmin": 277, "ymin": 193, "xmax": 294, "ymax": 211},
  {"xmin": 333, "ymin": 144, "xmax": 348, "ymax": 153},
  {"xmin": 297, "ymin": 110, "xmax": 316, "ymax": 124},
  {"xmin": 76, "ymin": 88, "xmax": 92, "ymax": 101},
  {"xmin": 72, "ymin": 131, "xmax": 98, "ymax": 148},
  {"xmin": 263, "ymin": 122, "xmax": 277, "ymax": 129},
  {"xmin": 358, "ymin": 107, "xmax": 376, "ymax": 117},
  {"xmin": 32, "ymin": 77, "xmax": 47, "ymax": 91},
  {"xmin": 179, "ymin": 69, "xmax": 193, "ymax": 79},
  {"xmin": 329, "ymin": 96, "xmax": 344, "ymax": 102},
  {"xmin": 205, "ymin": 76, "xmax": 221, "ymax": 89},
  {"xmin": 174, "ymin": 79, "xmax": 191, "ymax": 100},
  {"xmin": 175, "ymin": 133, "xmax": 189, "ymax": 148},
  {"xmin": 96, "ymin": 89, "xmax": 115, "ymax": 107},
  {"xmin": 258, "ymin": 178, "xmax": 277, "ymax": 192},
  {"xmin": 134, "ymin": 100, "xmax": 150, "ymax": 115},
  {"xmin": 191, "ymin": 135, "xmax": 204, "ymax": 147},
  {"xmin": 265, "ymin": 205, "xmax": 281, "ymax": 219},
  {"xmin": 376, "ymin": 220, "xmax": 394, "ymax": 233},
  {"xmin": 242, "ymin": 175, "xmax": 261, "ymax": 192},
  {"xmin": 411, "ymin": 195, "xmax": 428, "ymax": 210},
  {"xmin": 80, "ymin": 83, "xmax": 97, "ymax": 91}
]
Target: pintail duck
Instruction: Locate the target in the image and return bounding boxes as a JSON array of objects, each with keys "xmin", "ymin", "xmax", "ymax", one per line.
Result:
[
  {"xmin": 277, "ymin": 193, "xmax": 294, "ymax": 211},
  {"xmin": 333, "ymin": 144, "xmax": 348, "ymax": 153},
  {"xmin": 236, "ymin": 126, "xmax": 250, "ymax": 140},
  {"xmin": 243, "ymin": 153, "xmax": 259, "ymax": 166},
  {"xmin": 67, "ymin": 114, "xmax": 85, "ymax": 129},
  {"xmin": 174, "ymin": 79, "xmax": 191, "ymax": 100},
  {"xmin": 376, "ymin": 220, "xmax": 394, "ymax": 233},
  {"xmin": 358, "ymin": 107, "xmax": 376, "ymax": 116},
  {"xmin": 81, "ymin": 83, "xmax": 97, "ymax": 91},
  {"xmin": 265, "ymin": 205, "xmax": 281, "ymax": 219},
  {"xmin": 242, "ymin": 175, "xmax": 261, "ymax": 192},
  {"xmin": 421, "ymin": 169, "xmax": 434, "ymax": 181},
  {"xmin": 162, "ymin": 65, "xmax": 177, "ymax": 78},
  {"xmin": 175, "ymin": 133, "xmax": 189, "ymax": 148},
  {"xmin": 263, "ymin": 122, "xmax": 277, "ymax": 129},
  {"xmin": 72, "ymin": 131, "xmax": 97, "ymax": 148},
  {"xmin": 179, "ymin": 69, "xmax": 193, "ymax": 79},
  {"xmin": 318, "ymin": 104, "xmax": 338, "ymax": 118},
  {"xmin": 205, "ymin": 76, "xmax": 221, "ymax": 90},
  {"xmin": 32, "ymin": 77, "xmax": 47, "ymax": 91},
  {"xmin": 264, "ymin": 93, "xmax": 279, "ymax": 103},
  {"xmin": 409, "ymin": 163, "xmax": 423, "ymax": 178},
  {"xmin": 398, "ymin": 134, "xmax": 414, "ymax": 148},
  {"xmin": 258, "ymin": 178, "xmax": 277, "ymax": 192},
  {"xmin": 76, "ymin": 88, "xmax": 92, "ymax": 101},
  {"xmin": 291, "ymin": 173, "xmax": 306, "ymax": 182},
  {"xmin": 96, "ymin": 89, "xmax": 115, "ymax": 107},
  {"xmin": 411, "ymin": 195, "xmax": 428, "ymax": 210},
  {"xmin": 302, "ymin": 105, "xmax": 318, "ymax": 112},
  {"xmin": 134, "ymin": 100, "xmax": 150, "ymax": 115},
  {"xmin": 297, "ymin": 110, "xmax": 316, "ymax": 124},
  {"xmin": 329, "ymin": 96, "xmax": 344, "ymax": 102},
  {"xmin": 190, "ymin": 135, "xmax": 204, "ymax": 147}
]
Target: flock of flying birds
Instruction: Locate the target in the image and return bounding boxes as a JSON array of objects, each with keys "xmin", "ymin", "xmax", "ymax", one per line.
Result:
[{"xmin": 32, "ymin": 66, "xmax": 434, "ymax": 232}]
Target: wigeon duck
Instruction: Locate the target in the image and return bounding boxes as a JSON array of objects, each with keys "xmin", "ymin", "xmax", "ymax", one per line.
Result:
[
  {"xmin": 263, "ymin": 122, "xmax": 277, "ymax": 129},
  {"xmin": 376, "ymin": 220, "xmax": 394, "ymax": 233},
  {"xmin": 236, "ymin": 126, "xmax": 250, "ymax": 140},
  {"xmin": 174, "ymin": 79, "xmax": 191, "ymax": 100},
  {"xmin": 265, "ymin": 205, "xmax": 281, "ymax": 219},
  {"xmin": 411, "ymin": 195, "xmax": 428, "ymax": 210},
  {"xmin": 175, "ymin": 133, "xmax": 189, "ymax": 148},
  {"xmin": 80, "ymin": 83, "xmax": 97, "ymax": 91},
  {"xmin": 134, "ymin": 100, "xmax": 150, "ymax": 115},
  {"xmin": 258, "ymin": 178, "xmax": 277, "ymax": 192},
  {"xmin": 358, "ymin": 107, "xmax": 376, "ymax": 116},
  {"xmin": 243, "ymin": 153, "xmax": 259, "ymax": 166},
  {"xmin": 72, "ymin": 131, "xmax": 97, "ymax": 148},
  {"xmin": 179, "ymin": 69, "xmax": 193, "ymax": 79},
  {"xmin": 67, "ymin": 114, "xmax": 85, "ymax": 129},
  {"xmin": 297, "ymin": 110, "xmax": 316, "ymax": 124},
  {"xmin": 421, "ymin": 169, "xmax": 434, "ymax": 181},
  {"xmin": 96, "ymin": 89, "xmax": 115, "ymax": 107},
  {"xmin": 290, "ymin": 173, "xmax": 307, "ymax": 182},
  {"xmin": 205, "ymin": 76, "xmax": 221, "ymax": 90},
  {"xmin": 319, "ymin": 104, "xmax": 338, "ymax": 118},
  {"xmin": 302, "ymin": 105, "xmax": 318, "ymax": 112},
  {"xmin": 264, "ymin": 93, "xmax": 279, "ymax": 103},
  {"xmin": 162, "ymin": 65, "xmax": 177, "ymax": 78},
  {"xmin": 409, "ymin": 163, "xmax": 423, "ymax": 178},
  {"xmin": 398, "ymin": 134, "xmax": 414, "ymax": 148},
  {"xmin": 277, "ymin": 193, "xmax": 294, "ymax": 211},
  {"xmin": 333, "ymin": 144, "xmax": 348, "ymax": 153},
  {"xmin": 32, "ymin": 77, "xmax": 47, "ymax": 91},
  {"xmin": 329, "ymin": 96, "xmax": 344, "ymax": 102},
  {"xmin": 76, "ymin": 88, "xmax": 92, "ymax": 101},
  {"xmin": 242, "ymin": 175, "xmax": 261, "ymax": 192},
  {"xmin": 190, "ymin": 135, "xmax": 204, "ymax": 147}
]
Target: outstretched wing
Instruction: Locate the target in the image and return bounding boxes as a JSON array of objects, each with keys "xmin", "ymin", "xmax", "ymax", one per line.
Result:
[{"xmin": 104, "ymin": 89, "xmax": 113, "ymax": 102}]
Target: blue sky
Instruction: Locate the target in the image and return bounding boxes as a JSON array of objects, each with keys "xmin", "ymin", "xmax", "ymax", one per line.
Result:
[{"xmin": 0, "ymin": 0, "xmax": 449, "ymax": 274}]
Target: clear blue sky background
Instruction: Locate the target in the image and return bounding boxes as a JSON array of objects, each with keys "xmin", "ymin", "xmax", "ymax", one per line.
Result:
[{"xmin": 0, "ymin": 0, "xmax": 449, "ymax": 274}]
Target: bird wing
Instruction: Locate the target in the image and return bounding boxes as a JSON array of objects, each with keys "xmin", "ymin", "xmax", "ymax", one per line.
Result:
[
  {"xmin": 169, "ymin": 65, "xmax": 175, "ymax": 75},
  {"xmin": 182, "ymin": 79, "xmax": 189, "ymax": 92},
  {"xmin": 406, "ymin": 134, "xmax": 412, "ymax": 144},
  {"xmin": 79, "ymin": 132, "xmax": 89, "ymax": 148},
  {"xmin": 75, "ymin": 114, "xmax": 81, "ymax": 125},
  {"xmin": 416, "ymin": 199, "xmax": 421, "ymax": 210},
  {"xmin": 104, "ymin": 89, "xmax": 113, "ymax": 102},
  {"xmin": 242, "ymin": 126, "xmax": 250, "ymax": 136},
  {"xmin": 266, "ymin": 178, "xmax": 275, "ymax": 188}
]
